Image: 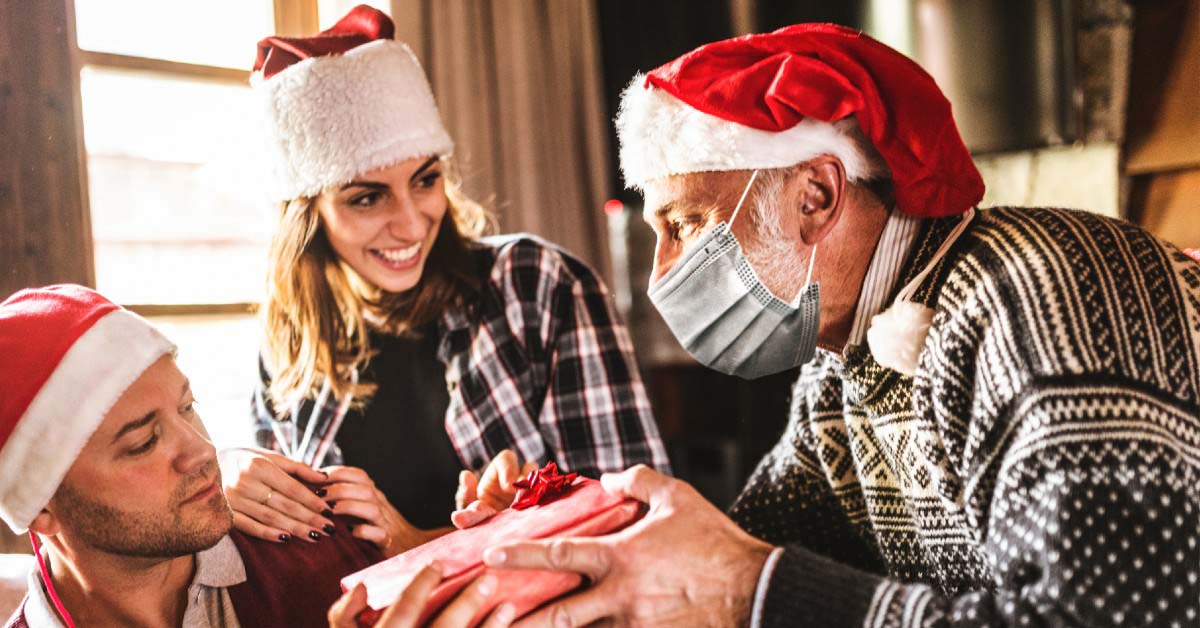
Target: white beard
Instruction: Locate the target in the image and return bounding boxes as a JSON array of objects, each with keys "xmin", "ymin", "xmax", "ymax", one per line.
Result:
[{"xmin": 745, "ymin": 174, "xmax": 811, "ymax": 302}]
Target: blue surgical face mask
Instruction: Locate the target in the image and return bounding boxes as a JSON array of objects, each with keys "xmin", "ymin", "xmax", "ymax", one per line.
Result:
[{"xmin": 647, "ymin": 170, "xmax": 820, "ymax": 379}]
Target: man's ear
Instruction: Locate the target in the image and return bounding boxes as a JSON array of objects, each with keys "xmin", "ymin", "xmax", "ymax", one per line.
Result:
[
  {"xmin": 28, "ymin": 507, "xmax": 62, "ymax": 537},
  {"xmin": 789, "ymin": 156, "xmax": 847, "ymax": 245}
]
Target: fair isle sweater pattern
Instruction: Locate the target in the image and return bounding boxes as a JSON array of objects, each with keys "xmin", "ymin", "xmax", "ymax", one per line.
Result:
[{"xmin": 731, "ymin": 207, "xmax": 1200, "ymax": 627}]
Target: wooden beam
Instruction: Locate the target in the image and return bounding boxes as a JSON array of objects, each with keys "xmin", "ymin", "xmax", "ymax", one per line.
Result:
[
  {"xmin": 78, "ymin": 50, "xmax": 250, "ymax": 84},
  {"xmin": 124, "ymin": 302, "xmax": 259, "ymax": 317},
  {"xmin": 1, "ymin": 0, "xmax": 94, "ymax": 299},
  {"xmin": 274, "ymin": 0, "xmax": 319, "ymax": 37}
]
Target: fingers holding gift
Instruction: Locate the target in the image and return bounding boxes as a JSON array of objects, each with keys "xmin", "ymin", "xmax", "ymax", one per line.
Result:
[
  {"xmin": 450, "ymin": 499, "xmax": 498, "ymax": 530},
  {"xmin": 599, "ymin": 464, "xmax": 679, "ymax": 508},
  {"xmin": 345, "ymin": 562, "xmax": 443, "ymax": 628},
  {"xmin": 427, "ymin": 572, "xmax": 501, "ymax": 628},
  {"xmin": 484, "ymin": 537, "xmax": 615, "ymax": 582},
  {"xmin": 477, "ymin": 602, "xmax": 519, "ymax": 628},
  {"xmin": 455, "ymin": 469, "xmax": 478, "ymax": 511},
  {"xmin": 476, "ymin": 450, "xmax": 537, "ymax": 512},
  {"xmin": 509, "ymin": 585, "xmax": 614, "ymax": 628},
  {"xmin": 373, "ymin": 562, "xmax": 443, "ymax": 627},
  {"xmin": 327, "ymin": 582, "xmax": 370, "ymax": 628}
]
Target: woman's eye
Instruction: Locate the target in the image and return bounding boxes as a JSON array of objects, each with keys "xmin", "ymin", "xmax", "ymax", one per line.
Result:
[
  {"xmin": 416, "ymin": 171, "xmax": 442, "ymax": 189},
  {"xmin": 349, "ymin": 192, "xmax": 382, "ymax": 208}
]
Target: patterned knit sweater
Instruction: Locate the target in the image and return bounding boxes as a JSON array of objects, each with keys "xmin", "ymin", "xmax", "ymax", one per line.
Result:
[{"xmin": 731, "ymin": 207, "xmax": 1200, "ymax": 627}]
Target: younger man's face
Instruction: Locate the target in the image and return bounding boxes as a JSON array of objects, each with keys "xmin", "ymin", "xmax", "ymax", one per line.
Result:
[{"xmin": 49, "ymin": 354, "xmax": 232, "ymax": 558}]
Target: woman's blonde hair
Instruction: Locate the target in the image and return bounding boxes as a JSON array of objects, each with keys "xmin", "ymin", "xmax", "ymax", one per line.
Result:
[{"xmin": 261, "ymin": 159, "xmax": 490, "ymax": 414}]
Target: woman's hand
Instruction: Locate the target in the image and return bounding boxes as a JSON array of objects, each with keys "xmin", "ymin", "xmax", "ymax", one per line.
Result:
[
  {"xmin": 322, "ymin": 465, "xmax": 441, "ymax": 556},
  {"xmin": 328, "ymin": 564, "xmax": 516, "ymax": 628},
  {"xmin": 451, "ymin": 450, "xmax": 538, "ymax": 529},
  {"xmin": 218, "ymin": 448, "xmax": 336, "ymax": 543}
]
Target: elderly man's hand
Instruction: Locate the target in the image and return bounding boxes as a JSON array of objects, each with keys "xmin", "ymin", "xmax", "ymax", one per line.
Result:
[{"xmin": 482, "ymin": 465, "xmax": 775, "ymax": 627}]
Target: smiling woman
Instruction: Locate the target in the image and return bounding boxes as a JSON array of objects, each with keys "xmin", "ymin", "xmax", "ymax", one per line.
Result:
[
  {"xmin": 220, "ymin": 5, "xmax": 670, "ymax": 562},
  {"xmin": 321, "ymin": 157, "xmax": 450, "ymax": 292},
  {"xmin": 262, "ymin": 155, "xmax": 487, "ymax": 416}
]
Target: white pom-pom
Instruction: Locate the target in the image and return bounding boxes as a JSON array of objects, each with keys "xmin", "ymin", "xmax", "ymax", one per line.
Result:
[{"xmin": 866, "ymin": 300, "xmax": 934, "ymax": 376}]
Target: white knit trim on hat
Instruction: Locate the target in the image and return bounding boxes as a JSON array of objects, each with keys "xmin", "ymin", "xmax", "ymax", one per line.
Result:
[
  {"xmin": 616, "ymin": 74, "xmax": 889, "ymax": 189},
  {"xmin": 0, "ymin": 310, "xmax": 175, "ymax": 533},
  {"xmin": 253, "ymin": 39, "xmax": 455, "ymax": 201}
]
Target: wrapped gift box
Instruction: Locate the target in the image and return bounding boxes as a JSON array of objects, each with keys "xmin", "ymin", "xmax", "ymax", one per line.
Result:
[{"xmin": 342, "ymin": 469, "xmax": 644, "ymax": 626}]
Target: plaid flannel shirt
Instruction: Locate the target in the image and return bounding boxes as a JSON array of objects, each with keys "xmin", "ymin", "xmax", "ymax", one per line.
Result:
[{"xmin": 253, "ymin": 234, "xmax": 671, "ymax": 478}]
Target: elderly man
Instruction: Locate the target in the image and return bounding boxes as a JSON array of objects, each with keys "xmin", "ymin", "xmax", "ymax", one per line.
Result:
[{"xmin": 484, "ymin": 24, "xmax": 1200, "ymax": 627}]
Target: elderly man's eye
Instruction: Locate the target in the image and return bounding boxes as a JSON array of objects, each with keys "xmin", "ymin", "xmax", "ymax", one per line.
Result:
[{"xmin": 674, "ymin": 217, "xmax": 704, "ymax": 239}]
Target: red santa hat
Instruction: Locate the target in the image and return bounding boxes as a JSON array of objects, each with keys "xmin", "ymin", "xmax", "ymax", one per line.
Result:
[
  {"xmin": 252, "ymin": 5, "xmax": 453, "ymax": 202},
  {"xmin": 617, "ymin": 23, "xmax": 984, "ymax": 218},
  {"xmin": 0, "ymin": 285, "xmax": 175, "ymax": 533}
]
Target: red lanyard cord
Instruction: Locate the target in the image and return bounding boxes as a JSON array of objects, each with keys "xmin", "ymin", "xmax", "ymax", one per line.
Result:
[{"xmin": 29, "ymin": 532, "xmax": 77, "ymax": 628}]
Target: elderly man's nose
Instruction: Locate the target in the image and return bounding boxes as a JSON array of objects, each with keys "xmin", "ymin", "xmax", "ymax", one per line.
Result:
[{"xmin": 650, "ymin": 242, "xmax": 679, "ymax": 286}]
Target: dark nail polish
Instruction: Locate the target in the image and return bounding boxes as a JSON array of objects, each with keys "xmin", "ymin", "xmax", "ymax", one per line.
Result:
[
  {"xmin": 326, "ymin": 500, "xmax": 337, "ymax": 508},
  {"xmin": 323, "ymin": 524, "xmax": 336, "ymax": 535},
  {"xmin": 308, "ymin": 530, "xmax": 322, "ymax": 541},
  {"xmin": 278, "ymin": 533, "xmax": 291, "ymax": 542},
  {"xmin": 321, "ymin": 509, "xmax": 334, "ymax": 518},
  {"xmin": 314, "ymin": 488, "xmax": 327, "ymax": 497}
]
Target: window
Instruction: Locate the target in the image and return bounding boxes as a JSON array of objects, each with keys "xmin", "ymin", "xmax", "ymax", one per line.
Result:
[{"xmin": 73, "ymin": 0, "xmax": 392, "ymax": 448}]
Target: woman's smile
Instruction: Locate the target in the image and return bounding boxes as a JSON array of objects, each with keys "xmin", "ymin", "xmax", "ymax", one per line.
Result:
[{"xmin": 370, "ymin": 242, "xmax": 422, "ymax": 270}]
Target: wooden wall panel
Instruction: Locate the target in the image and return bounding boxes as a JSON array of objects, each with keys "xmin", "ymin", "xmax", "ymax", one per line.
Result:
[
  {"xmin": 1128, "ymin": 169, "xmax": 1200, "ymax": 249},
  {"xmin": 1124, "ymin": 0, "xmax": 1200, "ymax": 245},
  {"xmin": 0, "ymin": 0, "xmax": 93, "ymax": 300},
  {"xmin": 1125, "ymin": 0, "xmax": 1200, "ymax": 174}
]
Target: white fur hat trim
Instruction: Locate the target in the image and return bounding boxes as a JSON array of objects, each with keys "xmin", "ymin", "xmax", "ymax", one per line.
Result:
[
  {"xmin": 616, "ymin": 74, "xmax": 889, "ymax": 189},
  {"xmin": 253, "ymin": 39, "xmax": 454, "ymax": 202}
]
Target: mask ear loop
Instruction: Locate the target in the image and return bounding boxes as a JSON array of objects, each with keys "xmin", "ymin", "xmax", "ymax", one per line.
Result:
[
  {"xmin": 726, "ymin": 169, "xmax": 760, "ymax": 228},
  {"xmin": 788, "ymin": 244, "xmax": 818, "ymax": 308}
]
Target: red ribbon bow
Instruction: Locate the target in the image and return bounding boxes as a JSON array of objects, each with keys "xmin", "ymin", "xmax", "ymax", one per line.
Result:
[{"xmin": 511, "ymin": 462, "xmax": 579, "ymax": 510}]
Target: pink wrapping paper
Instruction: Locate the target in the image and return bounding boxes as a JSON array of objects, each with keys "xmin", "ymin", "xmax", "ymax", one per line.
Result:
[{"xmin": 342, "ymin": 478, "xmax": 644, "ymax": 626}]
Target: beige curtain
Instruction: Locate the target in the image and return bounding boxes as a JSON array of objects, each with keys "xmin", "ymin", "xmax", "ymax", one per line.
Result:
[{"xmin": 391, "ymin": 0, "xmax": 614, "ymax": 279}]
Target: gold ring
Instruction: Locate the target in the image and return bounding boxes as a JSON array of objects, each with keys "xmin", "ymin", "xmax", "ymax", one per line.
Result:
[{"xmin": 261, "ymin": 489, "xmax": 274, "ymax": 505}]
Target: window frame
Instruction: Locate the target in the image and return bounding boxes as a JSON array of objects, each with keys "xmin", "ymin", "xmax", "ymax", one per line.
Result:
[{"xmin": 74, "ymin": 0, "xmax": 320, "ymax": 314}]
